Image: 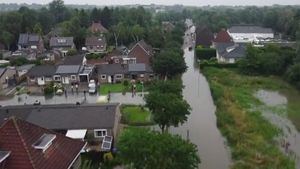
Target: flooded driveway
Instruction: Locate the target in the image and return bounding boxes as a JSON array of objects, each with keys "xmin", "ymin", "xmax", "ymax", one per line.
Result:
[
  {"xmin": 0, "ymin": 92, "xmax": 145, "ymax": 106},
  {"xmin": 168, "ymin": 26, "xmax": 231, "ymax": 169}
]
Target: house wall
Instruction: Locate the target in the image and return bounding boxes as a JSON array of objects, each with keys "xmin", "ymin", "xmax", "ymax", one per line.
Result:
[
  {"xmin": 0, "ymin": 68, "xmax": 16, "ymax": 89},
  {"xmin": 229, "ymin": 33, "xmax": 274, "ymax": 43},
  {"xmin": 27, "ymin": 76, "xmax": 53, "ymax": 86},
  {"xmin": 128, "ymin": 46, "xmax": 151, "ymax": 65},
  {"xmin": 57, "ymin": 75, "xmax": 79, "ymax": 84},
  {"xmin": 87, "ymin": 45, "xmax": 106, "ymax": 53},
  {"xmin": 98, "ymin": 74, "xmax": 124, "ymax": 84}
]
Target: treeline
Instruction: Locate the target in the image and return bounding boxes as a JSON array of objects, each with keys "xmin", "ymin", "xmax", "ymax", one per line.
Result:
[
  {"xmin": 238, "ymin": 44, "xmax": 300, "ymax": 89},
  {"xmin": 0, "ymin": 0, "xmax": 181, "ymax": 50},
  {"xmin": 185, "ymin": 6, "xmax": 300, "ymax": 39}
]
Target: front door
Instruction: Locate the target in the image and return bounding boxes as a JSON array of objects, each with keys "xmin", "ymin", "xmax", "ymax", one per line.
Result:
[{"xmin": 63, "ymin": 77, "xmax": 70, "ymax": 84}]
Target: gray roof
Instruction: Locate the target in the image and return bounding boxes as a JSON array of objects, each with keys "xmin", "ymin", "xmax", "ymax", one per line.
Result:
[
  {"xmin": 50, "ymin": 37, "xmax": 74, "ymax": 48},
  {"xmin": 16, "ymin": 64, "xmax": 35, "ymax": 71},
  {"xmin": 55, "ymin": 65, "xmax": 82, "ymax": 74},
  {"xmin": 223, "ymin": 44, "xmax": 246, "ymax": 58},
  {"xmin": 18, "ymin": 33, "xmax": 40, "ymax": 46},
  {"xmin": 27, "ymin": 65, "xmax": 57, "ymax": 77},
  {"xmin": 128, "ymin": 63, "xmax": 153, "ymax": 73},
  {"xmin": 0, "ymin": 68, "xmax": 6, "ymax": 77},
  {"xmin": 229, "ymin": 26, "xmax": 273, "ymax": 34},
  {"xmin": 97, "ymin": 64, "xmax": 128, "ymax": 75},
  {"xmin": 63, "ymin": 55, "xmax": 85, "ymax": 65},
  {"xmin": 0, "ymin": 104, "xmax": 118, "ymax": 130}
]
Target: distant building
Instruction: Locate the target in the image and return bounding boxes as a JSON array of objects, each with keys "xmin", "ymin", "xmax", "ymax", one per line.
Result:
[
  {"xmin": 26, "ymin": 65, "xmax": 57, "ymax": 86},
  {"xmin": 89, "ymin": 22, "xmax": 108, "ymax": 34},
  {"xmin": 17, "ymin": 33, "xmax": 44, "ymax": 53},
  {"xmin": 0, "ymin": 67, "xmax": 16, "ymax": 90},
  {"xmin": 0, "ymin": 117, "xmax": 85, "ymax": 169},
  {"xmin": 162, "ymin": 21, "xmax": 175, "ymax": 33},
  {"xmin": 214, "ymin": 42, "xmax": 246, "ymax": 63},
  {"xmin": 228, "ymin": 25, "xmax": 274, "ymax": 43},
  {"xmin": 50, "ymin": 37, "xmax": 75, "ymax": 57},
  {"xmin": 213, "ymin": 29, "xmax": 233, "ymax": 43}
]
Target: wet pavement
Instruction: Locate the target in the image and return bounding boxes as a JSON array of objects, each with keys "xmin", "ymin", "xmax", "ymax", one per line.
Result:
[
  {"xmin": 0, "ymin": 92, "xmax": 145, "ymax": 106},
  {"xmin": 167, "ymin": 23, "xmax": 231, "ymax": 169}
]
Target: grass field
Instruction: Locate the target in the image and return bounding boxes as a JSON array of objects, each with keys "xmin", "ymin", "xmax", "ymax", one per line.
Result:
[
  {"xmin": 99, "ymin": 83, "xmax": 148, "ymax": 95},
  {"xmin": 120, "ymin": 105, "xmax": 153, "ymax": 126},
  {"xmin": 203, "ymin": 67, "xmax": 296, "ymax": 169}
]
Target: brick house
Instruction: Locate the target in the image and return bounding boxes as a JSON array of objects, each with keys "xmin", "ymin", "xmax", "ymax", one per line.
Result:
[
  {"xmin": 128, "ymin": 40, "xmax": 153, "ymax": 65},
  {"xmin": 17, "ymin": 33, "xmax": 44, "ymax": 53},
  {"xmin": 85, "ymin": 36, "xmax": 107, "ymax": 53},
  {"xmin": 0, "ymin": 117, "xmax": 86, "ymax": 169}
]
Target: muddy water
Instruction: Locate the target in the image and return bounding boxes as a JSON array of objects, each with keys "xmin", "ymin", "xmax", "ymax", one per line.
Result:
[
  {"xmin": 167, "ymin": 26, "xmax": 231, "ymax": 169},
  {"xmin": 255, "ymin": 90, "xmax": 300, "ymax": 168}
]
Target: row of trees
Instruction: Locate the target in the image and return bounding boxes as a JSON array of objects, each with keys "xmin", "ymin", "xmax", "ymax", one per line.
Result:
[
  {"xmin": 0, "ymin": 0, "xmax": 169, "ymax": 50},
  {"xmin": 238, "ymin": 44, "xmax": 300, "ymax": 89}
]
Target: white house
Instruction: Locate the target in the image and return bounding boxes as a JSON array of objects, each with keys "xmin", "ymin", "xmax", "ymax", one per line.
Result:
[{"xmin": 228, "ymin": 26, "xmax": 274, "ymax": 43}]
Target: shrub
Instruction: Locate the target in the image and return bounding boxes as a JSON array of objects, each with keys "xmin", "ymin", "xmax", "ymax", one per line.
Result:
[
  {"xmin": 195, "ymin": 46, "xmax": 216, "ymax": 60},
  {"xmin": 44, "ymin": 82, "xmax": 54, "ymax": 95},
  {"xmin": 66, "ymin": 49, "xmax": 77, "ymax": 56}
]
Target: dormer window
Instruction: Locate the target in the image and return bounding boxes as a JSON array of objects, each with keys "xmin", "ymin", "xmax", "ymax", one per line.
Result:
[
  {"xmin": 32, "ymin": 134, "xmax": 56, "ymax": 153},
  {"xmin": 57, "ymin": 39, "xmax": 67, "ymax": 43},
  {"xmin": 0, "ymin": 151, "xmax": 11, "ymax": 163}
]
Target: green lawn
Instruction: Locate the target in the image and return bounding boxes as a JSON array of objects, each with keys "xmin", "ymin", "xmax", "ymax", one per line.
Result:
[
  {"xmin": 99, "ymin": 83, "xmax": 148, "ymax": 95},
  {"xmin": 121, "ymin": 105, "xmax": 153, "ymax": 126},
  {"xmin": 203, "ymin": 67, "xmax": 296, "ymax": 169}
]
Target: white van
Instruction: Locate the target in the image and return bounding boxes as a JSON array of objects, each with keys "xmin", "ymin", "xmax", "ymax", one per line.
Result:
[{"xmin": 88, "ymin": 80, "xmax": 97, "ymax": 94}]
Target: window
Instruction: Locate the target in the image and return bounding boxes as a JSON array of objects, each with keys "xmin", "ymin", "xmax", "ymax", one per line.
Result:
[
  {"xmin": 115, "ymin": 74, "xmax": 123, "ymax": 79},
  {"xmin": 140, "ymin": 74, "xmax": 144, "ymax": 78},
  {"xmin": 94, "ymin": 129, "xmax": 107, "ymax": 138},
  {"xmin": 101, "ymin": 74, "xmax": 106, "ymax": 79},
  {"xmin": 54, "ymin": 76, "xmax": 61, "ymax": 81},
  {"xmin": 149, "ymin": 74, "xmax": 154, "ymax": 78},
  {"xmin": 71, "ymin": 75, "xmax": 76, "ymax": 80},
  {"xmin": 114, "ymin": 59, "xmax": 119, "ymax": 63}
]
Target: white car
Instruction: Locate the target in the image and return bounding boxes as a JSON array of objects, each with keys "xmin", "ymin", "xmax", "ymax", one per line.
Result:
[{"xmin": 88, "ymin": 80, "xmax": 97, "ymax": 94}]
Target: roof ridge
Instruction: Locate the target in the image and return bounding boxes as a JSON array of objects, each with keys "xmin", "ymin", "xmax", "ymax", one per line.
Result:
[{"xmin": 11, "ymin": 117, "xmax": 37, "ymax": 169}]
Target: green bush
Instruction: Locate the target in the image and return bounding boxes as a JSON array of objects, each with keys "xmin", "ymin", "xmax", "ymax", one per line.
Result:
[
  {"xmin": 67, "ymin": 49, "xmax": 78, "ymax": 56},
  {"xmin": 86, "ymin": 53, "xmax": 105, "ymax": 60},
  {"xmin": 44, "ymin": 82, "xmax": 54, "ymax": 95},
  {"xmin": 195, "ymin": 46, "xmax": 216, "ymax": 60}
]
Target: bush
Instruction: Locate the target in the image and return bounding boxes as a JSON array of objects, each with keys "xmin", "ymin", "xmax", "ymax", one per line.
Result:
[
  {"xmin": 66, "ymin": 49, "xmax": 77, "ymax": 56},
  {"xmin": 195, "ymin": 46, "xmax": 216, "ymax": 60},
  {"xmin": 86, "ymin": 53, "xmax": 105, "ymax": 60},
  {"xmin": 44, "ymin": 82, "xmax": 54, "ymax": 95}
]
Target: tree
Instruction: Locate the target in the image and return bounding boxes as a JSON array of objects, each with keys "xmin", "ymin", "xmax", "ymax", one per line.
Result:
[
  {"xmin": 49, "ymin": 0, "xmax": 66, "ymax": 23},
  {"xmin": 100, "ymin": 7, "xmax": 112, "ymax": 28},
  {"xmin": 148, "ymin": 80, "xmax": 183, "ymax": 97},
  {"xmin": 131, "ymin": 24, "xmax": 144, "ymax": 42},
  {"xmin": 145, "ymin": 92, "xmax": 191, "ymax": 132},
  {"xmin": 117, "ymin": 128, "xmax": 200, "ymax": 169},
  {"xmin": 111, "ymin": 22, "xmax": 126, "ymax": 47},
  {"xmin": 286, "ymin": 63, "xmax": 300, "ymax": 89},
  {"xmin": 0, "ymin": 31, "xmax": 14, "ymax": 49},
  {"xmin": 152, "ymin": 50, "xmax": 187, "ymax": 79},
  {"xmin": 33, "ymin": 23, "xmax": 43, "ymax": 36}
]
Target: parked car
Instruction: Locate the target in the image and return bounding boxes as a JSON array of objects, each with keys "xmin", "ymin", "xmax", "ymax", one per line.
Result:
[{"xmin": 88, "ymin": 80, "xmax": 97, "ymax": 94}]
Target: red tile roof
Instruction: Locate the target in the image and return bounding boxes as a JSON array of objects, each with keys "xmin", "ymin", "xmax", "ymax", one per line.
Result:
[
  {"xmin": 213, "ymin": 29, "xmax": 232, "ymax": 43},
  {"xmin": 89, "ymin": 22, "xmax": 108, "ymax": 34},
  {"xmin": 0, "ymin": 117, "xmax": 85, "ymax": 169}
]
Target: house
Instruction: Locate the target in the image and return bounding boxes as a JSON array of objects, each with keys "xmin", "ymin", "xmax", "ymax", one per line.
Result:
[
  {"xmin": 0, "ymin": 117, "xmax": 86, "ymax": 169},
  {"xmin": 50, "ymin": 37, "xmax": 75, "ymax": 57},
  {"xmin": 16, "ymin": 64, "xmax": 35, "ymax": 77},
  {"xmin": 89, "ymin": 22, "xmax": 108, "ymax": 34},
  {"xmin": 85, "ymin": 36, "xmax": 107, "ymax": 53},
  {"xmin": 128, "ymin": 40, "xmax": 153, "ymax": 65},
  {"xmin": 26, "ymin": 65, "xmax": 56, "ymax": 86},
  {"xmin": 96, "ymin": 64, "xmax": 128, "ymax": 83},
  {"xmin": 128, "ymin": 63, "xmax": 154, "ymax": 81},
  {"xmin": 162, "ymin": 21, "xmax": 175, "ymax": 33},
  {"xmin": 0, "ymin": 103, "xmax": 120, "ymax": 151},
  {"xmin": 215, "ymin": 42, "xmax": 246, "ymax": 63},
  {"xmin": 213, "ymin": 29, "xmax": 233, "ymax": 43},
  {"xmin": 0, "ymin": 67, "xmax": 17, "ymax": 90},
  {"xmin": 228, "ymin": 25, "xmax": 274, "ymax": 43},
  {"xmin": 54, "ymin": 65, "xmax": 83, "ymax": 84},
  {"xmin": 195, "ymin": 26, "xmax": 214, "ymax": 48},
  {"xmin": 17, "ymin": 33, "xmax": 44, "ymax": 53}
]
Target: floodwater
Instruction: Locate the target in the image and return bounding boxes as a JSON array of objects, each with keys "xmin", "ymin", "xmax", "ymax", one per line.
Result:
[
  {"xmin": 255, "ymin": 89, "xmax": 300, "ymax": 168},
  {"xmin": 0, "ymin": 92, "xmax": 145, "ymax": 106},
  {"xmin": 167, "ymin": 24, "xmax": 231, "ymax": 169}
]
